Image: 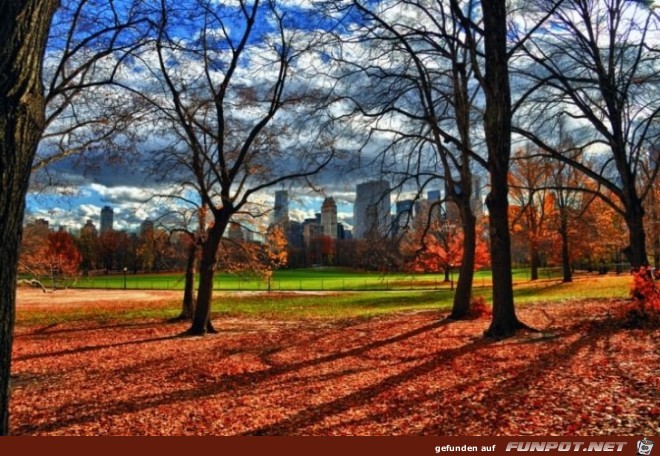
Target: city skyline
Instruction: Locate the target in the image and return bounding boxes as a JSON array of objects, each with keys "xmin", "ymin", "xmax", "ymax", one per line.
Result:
[{"xmin": 26, "ymin": 178, "xmax": 486, "ymax": 236}]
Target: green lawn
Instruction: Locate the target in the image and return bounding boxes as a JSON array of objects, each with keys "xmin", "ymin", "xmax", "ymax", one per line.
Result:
[
  {"xmin": 17, "ymin": 274, "xmax": 632, "ymax": 326},
  {"xmin": 70, "ymin": 266, "xmax": 574, "ymax": 291}
]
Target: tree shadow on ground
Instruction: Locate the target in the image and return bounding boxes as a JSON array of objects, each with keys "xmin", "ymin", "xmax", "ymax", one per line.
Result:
[
  {"xmin": 12, "ymin": 318, "xmax": 453, "ymax": 434},
  {"xmin": 12, "ymin": 315, "xmax": 644, "ymax": 435}
]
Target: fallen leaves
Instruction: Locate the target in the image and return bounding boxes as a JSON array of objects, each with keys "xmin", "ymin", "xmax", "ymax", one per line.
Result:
[{"xmin": 9, "ymin": 297, "xmax": 659, "ymax": 435}]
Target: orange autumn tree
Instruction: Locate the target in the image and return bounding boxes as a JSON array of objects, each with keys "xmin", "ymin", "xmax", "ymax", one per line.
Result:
[
  {"xmin": 568, "ymin": 190, "xmax": 628, "ymax": 271},
  {"xmin": 403, "ymin": 220, "xmax": 489, "ymax": 281},
  {"xmin": 509, "ymin": 147, "xmax": 557, "ymax": 280},
  {"xmin": 264, "ymin": 225, "xmax": 288, "ymax": 291},
  {"xmin": 19, "ymin": 228, "xmax": 82, "ymax": 290}
]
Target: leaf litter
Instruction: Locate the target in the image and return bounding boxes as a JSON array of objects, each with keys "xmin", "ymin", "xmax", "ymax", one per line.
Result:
[{"xmin": 9, "ymin": 296, "xmax": 659, "ymax": 435}]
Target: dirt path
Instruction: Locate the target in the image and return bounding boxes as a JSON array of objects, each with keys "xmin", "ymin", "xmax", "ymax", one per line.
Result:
[{"xmin": 16, "ymin": 288, "xmax": 182, "ymax": 307}]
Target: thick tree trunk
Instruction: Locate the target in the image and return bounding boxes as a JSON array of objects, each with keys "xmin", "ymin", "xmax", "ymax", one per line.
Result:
[
  {"xmin": 187, "ymin": 229, "xmax": 222, "ymax": 335},
  {"xmin": 559, "ymin": 212, "xmax": 572, "ymax": 283},
  {"xmin": 623, "ymin": 199, "xmax": 648, "ymax": 269},
  {"xmin": 0, "ymin": 0, "xmax": 59, "ymax": 436},
  {"xmin": 481, "ymin": 0, "xmax": 525, "ymax": 339},
  {"xmin": 450, "ymin": 206, "xmax": 476, "ymax": 320}
]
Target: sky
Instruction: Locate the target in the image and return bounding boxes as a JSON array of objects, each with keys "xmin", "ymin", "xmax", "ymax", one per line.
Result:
[{"xmin": 24, "ymin": 0, "xmax": 659, "ymax": 234}]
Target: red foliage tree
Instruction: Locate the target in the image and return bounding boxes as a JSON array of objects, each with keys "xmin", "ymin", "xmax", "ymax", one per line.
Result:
[{"xmin": 404, "ymin": 221, "xmax": 490, "ymax": 280}]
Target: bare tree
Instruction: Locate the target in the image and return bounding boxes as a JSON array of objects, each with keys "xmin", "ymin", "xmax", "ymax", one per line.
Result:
[
  {"xmin": 509, "ymin": 146, "xmax": 554, "ymax": 281},
  {"xmin": 328, "ymin": 0, "xmax": 488, "ymax": 319},
  {"xmin": 449, "ymin": 0, "xmax": 564, "ymax": 336},
  {"xmin": 137, "ymin": 0, "xmax": 335, "ymax": 335},
  {"xmin": 515, "ymin": 0, "xmax": 660, "ymax": 268},
  {"xmin": 34, "ymin": 0, "xmax": 151, "ymax": 187}
]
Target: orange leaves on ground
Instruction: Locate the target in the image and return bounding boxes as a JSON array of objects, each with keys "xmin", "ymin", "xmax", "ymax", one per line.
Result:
[{"xmin": 10, "ymin": 295, "xmax": 659, "ymax": 435}]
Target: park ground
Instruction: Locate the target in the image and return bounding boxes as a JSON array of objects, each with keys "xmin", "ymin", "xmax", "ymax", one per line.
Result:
[{"xmin": 9, "ymin": 276, "xmax": 660, "ymax": 435}]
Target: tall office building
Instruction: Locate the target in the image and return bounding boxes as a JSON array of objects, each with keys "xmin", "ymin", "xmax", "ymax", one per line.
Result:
[
  {"xmin": 427, "ymin": 189, "xmax": 442, "ymax": 203},
  {"xmin": 273, "ymin": 190, "xmax": 289, "ymax": 224},
  {"xmin": 100, "ymin": 205, "xmax": 114, "ymax": 233},
  {"xmin": 470, "ymin": 174, "xmax": 484, "ymax": 218},
  {"xmin": 321, "ymin": 197, "xmax": 338, "ymax": 239},
  {"xmin": 353, "ymin": 180, "xmax": 391, "ymax": 239},
  {"xmin": 395, "ymin": 199, "xmax": 414, "ymax": 234}
]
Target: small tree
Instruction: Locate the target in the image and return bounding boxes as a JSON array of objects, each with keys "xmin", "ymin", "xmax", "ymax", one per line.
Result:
[{"xmin": 264, "ymin": 225, "xmax": 288, "ymax": 291}]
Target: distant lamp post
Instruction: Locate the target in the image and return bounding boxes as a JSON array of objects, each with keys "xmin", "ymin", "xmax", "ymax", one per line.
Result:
[{"xmin": 123, "ymin": 267, "xmax": 128, "ymax": 290}]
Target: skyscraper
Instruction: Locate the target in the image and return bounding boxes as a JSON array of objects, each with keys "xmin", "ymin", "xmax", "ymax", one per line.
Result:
[
  {"xmin": 100, "ymin": 205, "xmax": 114, "ymax": 233},
  {"xmin": 321, "ymin": 196, "xmax": 338, "ymax": 239},
  {"xmin": 471, "ymin": 174, "xmax": 484, "ymax": 218},
  {"xmin": 353, "ymin": 180, "xmax": 391, "ymax": 239},
  {"xmin": 395, "ymin": 199, "xmax": 414, "ymax": 234},
  {"xmin": 273, "ymin": 190, "xmax": 289, "ymax": 224}
]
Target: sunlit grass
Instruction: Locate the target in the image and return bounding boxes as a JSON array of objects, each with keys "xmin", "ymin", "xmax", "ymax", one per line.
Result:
[
  {"xmin": 16, "ymin": 273, "xmax": 633, "ymax": 327},
  {"xmin": 70, "ymin": 266, "xmax": 575, "ymax": 291}
]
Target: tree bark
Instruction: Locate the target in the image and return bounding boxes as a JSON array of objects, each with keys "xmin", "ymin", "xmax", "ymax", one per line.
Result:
[
  {"xmin": 0, "ymin": 0, "xmax": 59, "ymax": 436},
  {"xmin": 481, "ymin": 0, "xmax": 525, "ymax": 339},
  {"xmin": 171, "ymin": 241, "xmax": 196, "ymax": 322},
  {"xmin": 450, "ymin": 206, "xmax": 476, "ymax": 319},
  {"xmin": 559, "ymin": 211, "xmax": 572, "ymax": 283},
  {"xmin": 187, "ymin": 228, "xmax": 222, "ymax": 335},
  {"xmin": 622, "ymin": 196, "xmax": 648, "ymax": 269},
  {"xmin": 530, "ymin": 242, "xmax": 539, "ymax": 281},
  {"xmin": 186, "ymin": 208, "xmax": 231, "ymax": 336}
]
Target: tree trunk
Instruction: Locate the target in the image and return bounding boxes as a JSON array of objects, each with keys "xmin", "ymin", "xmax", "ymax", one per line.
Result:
[
  {"xmin": 559, "ymin": 212, "xmax": 572, "ymax": 283},
  {"xmin": 623, "ymin": 198, "xmax": 648, "ymax": 269},
  {"xmin": 481, "ymin": 0, "xmax": 525, "ymax": 339},
  {"xmin": 0, "ymin": 0, "xmax": 59, "ymax": 436},
  {"xmin": 187, "ymin": 228, "xmax": 222, "ymax": 335},
  {"xmin": 171, "ymin": 241, "xmax": 196, "ymax": 322},
  {"xmin": 529, "ymin": 242, "xmax": 539, "ymax": 281},
  {"xmin": 450, "ymin": 206, "xmax": 476, "ymax": 319}
]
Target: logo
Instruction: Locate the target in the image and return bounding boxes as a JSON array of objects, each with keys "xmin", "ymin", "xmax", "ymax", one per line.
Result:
[{"xmin": 638, "ymin": 438, "xmax": 654, "ymax": 456}]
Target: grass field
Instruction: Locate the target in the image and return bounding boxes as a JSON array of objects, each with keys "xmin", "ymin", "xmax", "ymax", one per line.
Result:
[
  {"xmin": 68, "ymin": 267, "xmax": 575, "ymax": 292},
  {"xmin": 16, "ymin": 274, "xmax": 633, "ymax": 326}
]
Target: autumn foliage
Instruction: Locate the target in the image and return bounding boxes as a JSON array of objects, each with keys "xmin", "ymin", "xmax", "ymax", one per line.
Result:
[
  {"xmin": 19, "ymin": 226, "xmax": 82, "ymax": 286},
  {"xmin": 625, "ymin": 267, "xmax": 660, "ymax": 328},
  {"xmin": 10, "ymin": 289, "xmax": 658, "ymax": 435},
  {"xmin": 402, "ymin": 221, "xmax": 490, "ymax": 275}
]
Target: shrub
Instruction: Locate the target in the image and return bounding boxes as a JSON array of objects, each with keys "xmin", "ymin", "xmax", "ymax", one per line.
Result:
[
  {"xmin": 469, "ymin": 296, "xmax": 492, "ymax": 319},
  {"xmin": 625, "ymin": 267, "xmax": 659, "ymax": 328}
]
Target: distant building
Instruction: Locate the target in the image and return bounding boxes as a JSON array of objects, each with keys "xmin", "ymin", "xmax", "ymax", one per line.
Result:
[
  {"xmin": 274, "ymin": 190, "xmax": 289, "ymax": 225},
  {"xmin": 34, "ymin": 218, "xmax": 50, "ymax": 230},
  {"xmin": 140, "ymin": 219, "xmax": 154, "ymax": 234},
  {"xmin": 470, "ymin": 174, "xmax": 484, "ymax": 218},
  {"xmin": 426, "ymin": 189, "xmax": 444, "ymax": 222},
  {"xmin": 427, "ymin": 189, "xmax": 441, "ymax": 203},
  {"xmin": 81, "ymin": 219, "xmax": 98, "ymax": 237},
  {"xmin": 321, "ymin": 197, "xmax": 338, "ymax": 239},
  {"xmin": 353, "ymin": 180, "xmax": 391, "ymax": 239},
  {"xmin": 395, "ymin": 199, "xmax": 414, "ymax": 234},
  {"xmin": 302, "ymin": 217, "xmax": 323, "ymax": 247},
  {"xmin": 227, "ymin": 222, "xmax": 245, "ymax": 241},
  {"xmin": 287, "ymin": 220, "xmax": 304, "ymax": 248},
  {"xmin": 100, "ymin": 205, "xmax": 114, "ymax": 233}
]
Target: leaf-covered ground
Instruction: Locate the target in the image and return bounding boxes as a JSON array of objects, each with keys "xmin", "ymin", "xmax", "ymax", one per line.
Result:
[{"xmin": 9, "ymin": 293, "xmax": 659, "ymax": 435}]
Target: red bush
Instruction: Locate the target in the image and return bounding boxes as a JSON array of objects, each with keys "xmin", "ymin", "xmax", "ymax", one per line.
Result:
[
  {"xmin": 625, "ymin": 267, "xmax": 659, "ymax": 328},
  {"xmin": 469, "ymin": 296, "xmax": 492, "ymax": 319}
]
